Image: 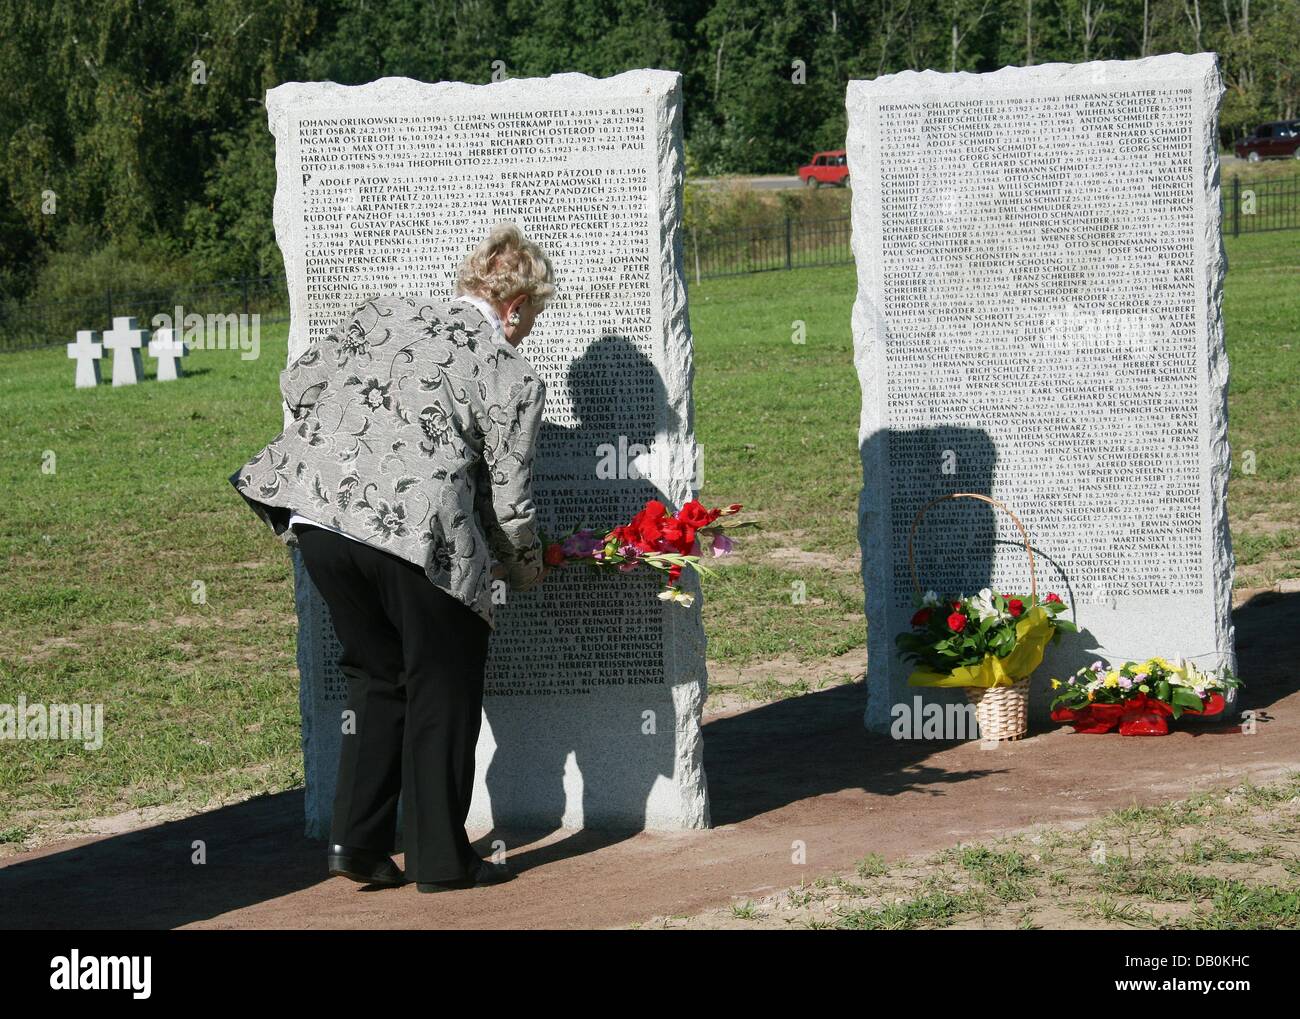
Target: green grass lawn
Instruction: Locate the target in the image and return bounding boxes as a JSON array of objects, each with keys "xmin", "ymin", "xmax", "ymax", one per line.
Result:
[{"xmin": 0, "ymin": 230, "xmax": 1297, "ymax": 842}]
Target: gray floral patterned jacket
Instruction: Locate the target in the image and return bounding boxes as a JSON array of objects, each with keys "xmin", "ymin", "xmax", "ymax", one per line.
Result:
[{"xmin": 229, "ymin": 294, "xmax": 546, "ymax": 627}]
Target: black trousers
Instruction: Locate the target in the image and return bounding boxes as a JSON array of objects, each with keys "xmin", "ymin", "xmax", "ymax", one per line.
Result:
[{"xmin": 294, "ymin": 523, "xmax": 491, "ymax": 883}]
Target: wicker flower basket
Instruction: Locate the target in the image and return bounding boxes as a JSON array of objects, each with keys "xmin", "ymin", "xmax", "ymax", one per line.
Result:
[
  {"xmin": 908, "ymin": 492, "xmax": 1040, "ymax": 742},
  {"xmin": 965, "ymin": 678, "xmax": 1031, "ymax": 741}
]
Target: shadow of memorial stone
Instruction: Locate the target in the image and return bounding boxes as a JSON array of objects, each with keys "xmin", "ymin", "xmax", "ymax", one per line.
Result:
[
  {"xmin": 859, "ymin": 425, "xmax": 1097, "ymax": 732},
  {"xmin": 2, "ymin": 594, "xmax": 1285, "ymax": 927},
  {"xmin": 1220, "ymin": 589, "xmax": 1300, "ymax": 718},
  {"xmin": 3, "ymin": 532, "xmax": 1281, "ymax": 928},
  {"xmin": 0, "ymin": 697, "xmax": 1006, "ymax": 929}
]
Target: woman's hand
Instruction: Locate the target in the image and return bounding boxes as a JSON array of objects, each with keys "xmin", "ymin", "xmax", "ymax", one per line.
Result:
[{"xmin": 490, "ymin": 560, "xmax": 554, "ymax": 586}]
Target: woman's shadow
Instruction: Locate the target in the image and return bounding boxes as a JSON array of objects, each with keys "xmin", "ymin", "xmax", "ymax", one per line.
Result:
[{"xmin": 473, "ymin": 332, "xmax": 700, "ymax": 847}]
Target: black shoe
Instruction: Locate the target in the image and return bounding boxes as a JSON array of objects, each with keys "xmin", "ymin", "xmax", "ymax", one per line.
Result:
[
  {"xmin": 416, "ymin": 858, "xmax": 513, "ymax": 893},
  {"xmin": 327, "ymin": 844, "xmax": 407, "ymax": 887}
]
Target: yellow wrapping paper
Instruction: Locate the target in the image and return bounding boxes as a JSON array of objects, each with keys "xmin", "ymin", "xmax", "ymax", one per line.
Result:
[{"xmin": 907, "ymin": 605, "xmax": 1054, "ymax": 688}]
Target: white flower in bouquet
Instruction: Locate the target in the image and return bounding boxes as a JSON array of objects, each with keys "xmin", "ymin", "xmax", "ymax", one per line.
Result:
[
  {"xmin": 1176, "ymin": 661, "xmax": 1229, "ymax": 692},
  {"xmin": 970, "ymin": 588, "xmax": 1008, "ymax": 622}
]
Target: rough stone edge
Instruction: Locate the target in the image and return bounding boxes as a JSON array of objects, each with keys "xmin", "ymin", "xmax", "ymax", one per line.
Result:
[
  {"xmin": 846, "ymin": 61, "xmax": 891, "ymax": 734},
  {"xmin": 651, "ymin": 74, "xmax": 712, "ymax": 830},
  {"xmin": 265, "ymin": 69, "xmax": 710, "ymax": 831},
  {"xmin": 1196, "ymin": 57, "xmax": 1237, "ymax": 681},
  {"xmin": 846, "ymin": 51, "xmax": 1221, "ymax": 101},
  {"xmin": 845, "ymin": 53, "xmax": 1235, "ymax": 733}
]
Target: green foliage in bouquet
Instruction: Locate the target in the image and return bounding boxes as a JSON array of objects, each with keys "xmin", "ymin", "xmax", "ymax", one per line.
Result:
[
  {"xmin": 896, "ymin": 588, "xmax": 1077, "ymax": 688},
  {"xmin": 1050, "ymin": 658, "xmax": 1241, "ymax": 719}
]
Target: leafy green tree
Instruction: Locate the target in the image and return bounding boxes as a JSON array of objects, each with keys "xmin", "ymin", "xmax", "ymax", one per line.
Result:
[{"xmin": 3, "ymin": 0, "xmax": 1298, "ymax": 302}]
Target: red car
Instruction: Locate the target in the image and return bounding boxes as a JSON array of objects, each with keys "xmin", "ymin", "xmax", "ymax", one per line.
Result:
[
  {"xmin": 798, "ymin": 150, "xmax": 850, "ymax": 188},
  {"xmin": 1234, "ymin": 120, "xmax": 1300, "ymax": 162}
]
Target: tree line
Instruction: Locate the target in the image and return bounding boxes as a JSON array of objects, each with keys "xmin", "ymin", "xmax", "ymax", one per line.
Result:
[{"xmin": 1, "ymin": 0, "xmax": 1296, "ymax": 305}]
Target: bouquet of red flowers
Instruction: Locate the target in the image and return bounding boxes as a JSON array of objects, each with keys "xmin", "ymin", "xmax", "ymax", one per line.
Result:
[
  {"xmin": 543, "ymin": 498, "xmax": 744, "ymax": 606},
  {"xmin": 896, "ymin": 588, "xmax": 1077, "ymax": 688}
]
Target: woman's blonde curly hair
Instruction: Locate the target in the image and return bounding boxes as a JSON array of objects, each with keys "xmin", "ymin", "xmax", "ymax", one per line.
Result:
[{"xmin": 455, "ymin": 222, "xmax": 555, "ymax": 311}]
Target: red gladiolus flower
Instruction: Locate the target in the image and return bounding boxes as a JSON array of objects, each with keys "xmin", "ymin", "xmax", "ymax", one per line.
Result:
[
  {"xmin": 660, "ymin": 517, "xmax": 696, "ymax": 555},
  {"xmin": 677, "ymin": 499, "xmax": 714, "ymax": 530},
  {"xmin": 1007, "ymin": 598, "xmax": 1024, "ymax": 617},
  {"xmin": 1045, "ymin": 592, "xmax": 1062, "ymax": 604},
  {"xmin": 668, "ymin": 563, "xmax": 683, "ymax": 584},
  {"xmin": 624, "ymin": 499, "xmax": 668, "ymax": 552},
  {"xmin": 947, "ymin": 611, "xmax": 967, "ymax": 633},
  {"xmin": 911, "ymin": 608, "xmax": 932, "ymax": 627}
]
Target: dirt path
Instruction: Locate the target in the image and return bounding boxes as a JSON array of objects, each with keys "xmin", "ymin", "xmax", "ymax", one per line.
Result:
[
  {"xmin": 0, "ymin": 684, "xmax": 1292, "ymax": 930},
  {"xmin": 655, "ymin": 777, "xmax": 1300, "ymax": 930},
  {"xmin": 2, "ymin": 591, "xmax": 1294, "ymax": 930}
]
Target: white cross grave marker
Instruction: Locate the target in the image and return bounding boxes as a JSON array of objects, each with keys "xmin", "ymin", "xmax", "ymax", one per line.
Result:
[
  {"xmin": 66, "ymin": 330, "xmax": 103, "ymax": 389},
  {"xmin": 101, "ymin": 316, "xmax": 148, "ymax": 386},
  {"xmin": 148, "ymin": 327, "xmax": 188, "ymax": 381}
]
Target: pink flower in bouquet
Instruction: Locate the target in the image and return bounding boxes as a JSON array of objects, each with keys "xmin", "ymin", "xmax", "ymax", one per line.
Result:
[
  {"xmin": 561, "ymin": 529, "xmax": 603, "ymax": 558},
  {"xmin": 710, "ymin": 533, "xmax": 734, "ymax": 557},
  {"xmin": 617, "ymin": 544, "xmax": 641, "ymax": 572}
]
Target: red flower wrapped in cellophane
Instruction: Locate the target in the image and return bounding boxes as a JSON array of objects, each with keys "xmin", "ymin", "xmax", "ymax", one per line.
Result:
[
  {"xmin": 1049, "ymin": 658, "xmax": 1239, "ymax": 735},
  {"xmin": 542, "ymin": 499, "xmax": 745, "ymax": 606}
]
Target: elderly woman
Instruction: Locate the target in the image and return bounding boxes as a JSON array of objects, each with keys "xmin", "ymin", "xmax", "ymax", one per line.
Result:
[{"xmin": 230, "ymin": 222, "xmax": 553, "ymax": 892}]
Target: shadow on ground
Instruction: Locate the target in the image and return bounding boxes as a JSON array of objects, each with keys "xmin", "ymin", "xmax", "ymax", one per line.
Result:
[{"xmin": 1, "ymin": 593, "xmax": 1293, "ymax": 929}]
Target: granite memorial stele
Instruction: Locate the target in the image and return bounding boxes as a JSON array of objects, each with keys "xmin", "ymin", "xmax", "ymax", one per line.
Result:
[
  {"xmin": 265, "ymin": 70, "xmax": 710, "ymax": 836},
  {"xmin": 847, "ymin": 53, "xmax": 1235, "ymax": 733}
]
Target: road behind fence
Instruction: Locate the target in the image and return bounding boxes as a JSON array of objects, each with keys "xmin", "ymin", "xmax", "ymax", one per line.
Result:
[{"xmin": 3, "ymin": 174, "xmax": 1296, "ymax": 353}]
